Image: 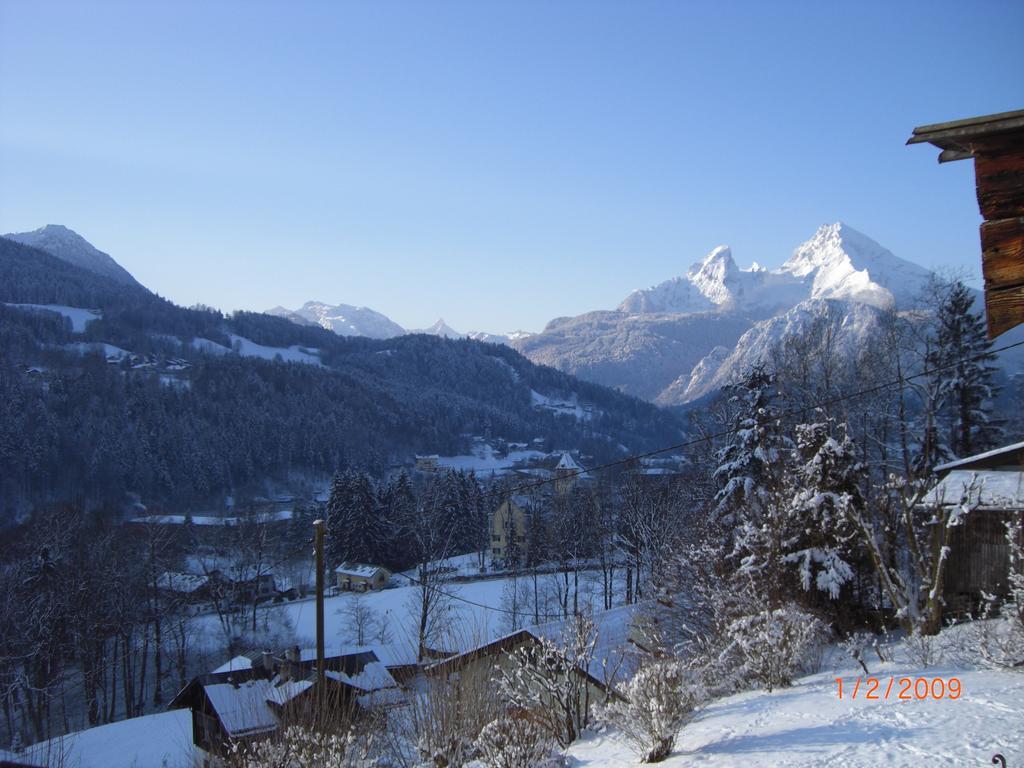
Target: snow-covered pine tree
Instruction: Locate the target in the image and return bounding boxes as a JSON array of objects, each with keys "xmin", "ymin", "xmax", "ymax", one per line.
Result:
[
  {"xmin": 925, "ymin": 280, "xmax": 1002, "ymax": 460},
  {"xmin": 713, "ymin": 365, "xmax": 793, "ymax": 603},
  {"xmin": 781, "ymin": 421, "xmax": 862, "ymax": 600}
]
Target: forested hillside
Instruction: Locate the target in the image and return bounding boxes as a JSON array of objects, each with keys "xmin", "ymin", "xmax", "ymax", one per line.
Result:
[{"xmin": 0, "ymin": 237, "xmax": 684, "ymax": 523}]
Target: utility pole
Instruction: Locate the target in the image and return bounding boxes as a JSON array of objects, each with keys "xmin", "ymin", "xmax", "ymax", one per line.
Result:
[{"xmin": 313, "ymin": 519, "xmax": 326, "ymax": 691}]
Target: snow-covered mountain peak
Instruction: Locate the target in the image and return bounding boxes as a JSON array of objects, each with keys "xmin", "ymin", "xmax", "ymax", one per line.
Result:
[
  {"xmin": 686, "ymin": 245, "xmax": 741, "ymax": 306},
  {"xmin": 4, "ymin": 224, "xmax": 141, "ymax": 287},
  {"xmin": 417, "ymin": 318, "xmax": 464, "ymax": 339},
  {"xmin": 781, "ymin": 222, "xmax": 932, "ymax": 308}
]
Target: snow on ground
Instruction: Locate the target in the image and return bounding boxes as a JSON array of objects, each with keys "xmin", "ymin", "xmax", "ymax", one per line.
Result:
[
  {"xmin": 63, "ymin": 341, "xmax": 130, "ymax": 358},
  {"xmin": 435, "ymin": 444, "xmax": 548, "ymax": 474},
  {"xmin": 227, "ymin": 334, "xmax": 322, "ymax": 365},
  {"xmin": 5, "ymin": 303, "xmax": 101, "ymax": 332},
  {"xmin": 17, "ymin": 709, "xmax": 195, "ymax": 768},
  {"xmin": 191, "ymin": 336, "xmax": 231, "ymax": 355},
  {"xmin": 191, "ymin": 335, "xmax": 321, "ymax": 365},
  {"xmin": 567, "ymin": 626, "xmax": 1024, "ymax": 767},
  {"xmin": 531, "ymin": 389, "xmax": 593, "ymax": 421},
  {"xmin": 190, "ymin": 566, "xmax": 625, "ymax": 664}
]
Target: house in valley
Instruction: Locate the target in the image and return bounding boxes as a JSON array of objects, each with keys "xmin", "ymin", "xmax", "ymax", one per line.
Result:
[
  {"xmin": 169, "ymin": 646, "xmax": 399, "ymax": 763},
  {"xmin": 920, "ymin": 440, "xmax": 1024, "ymax": 616},
  {"xmin": 490, "ymin": 495, "xmax": 531, "ymax": 565},
  {"xmin": 335, "ymin": 563, "xmax": 391, "ymax": 592}
]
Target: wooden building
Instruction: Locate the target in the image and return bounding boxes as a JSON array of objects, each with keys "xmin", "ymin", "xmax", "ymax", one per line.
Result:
[
  {"xmin": 169, "ymin": 646, "xmax": 398, "ymax": 763},
  {"xmin": 920, "ymin": 440, "xmax": 1024, "ymax": 617},
  {"xmin": 908, "ymin": 109, "xmax": 1024, "ymax": 338},
  {"xmin": 335, "ymin": 562, "xmax": 391, "ymax": 592}
]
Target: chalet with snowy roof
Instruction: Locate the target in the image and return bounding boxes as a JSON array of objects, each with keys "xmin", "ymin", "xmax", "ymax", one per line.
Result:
[
  {"xmin": 335, "ymin": 562, "xmax": 391, "ymax": 592},
  {"xmin": 169, "ymin": 645, "xmax": 399, "ymax": 759},
  {"xmin": 920, "ymin": 440, "xmax": 1024, "ymax": 616}
]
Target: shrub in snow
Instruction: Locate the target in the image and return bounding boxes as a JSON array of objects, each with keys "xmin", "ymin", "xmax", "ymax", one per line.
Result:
[
  {"xmin": 476, "ymin": 711, "xmax": 555, "ymax": 768},
  {"xmin": 495, "ymin": 614, "xmax": 598, "ymax": 747},
  {"xmin": 841, "ymin": 631, "xmax": 886, "ymax": 676},
  {"xmin": 722, "ymin": 603, "xmax": 830, "ymax": 692},
  {"xmin": 598, "ymin": 660, "xmax": 702, "ymax": 763},
  {"xmin": 902, "ymin": 626, "xmax": 946, "ymax": 669},
  {"xmin": 227, "ymin": 725, "xmax": 373, "ymax": 768}
]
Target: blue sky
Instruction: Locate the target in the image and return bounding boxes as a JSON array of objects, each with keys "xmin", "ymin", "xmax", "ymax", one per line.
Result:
[{"xmin": 1, "ymin": 1, "xmax": 1022, "ymax": 333}]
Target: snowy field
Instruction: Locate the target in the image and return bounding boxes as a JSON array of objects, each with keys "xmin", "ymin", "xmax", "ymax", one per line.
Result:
[
  {"xmin": 435, "ymin": 444, "xmax": 549, "ymax": 474},
  {"xmin": 11, "ymin": 709, "xmax": 195, "ymax": 768},
  {"xmin": 190, "ymin": 567, "xmax": 625, "ymax": 664},
  {"xmin": 568, "ymin": 625, "xmax": 1024, "ymax": 767},
  {"xmin": 191, "ymin": 335, "xmax": 322, "ymax": 365},
  {"xmin": 5, "ymin": 303, "xmax": 101, "ymax": 332}
]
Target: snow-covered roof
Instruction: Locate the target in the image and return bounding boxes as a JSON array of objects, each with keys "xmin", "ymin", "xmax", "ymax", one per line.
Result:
[
  {"xmin": 555, "ymin": 452, "xmax": 583, "ymax": 472},
  {"xmin": 933, "ymin": 440, "xmax": 1024, "ymax": 472},
  {"xmin": 335, "ymin": 562, "xmax": 389, "ymax": 579},
  {"xmin": 328, "ymin": 643, "xmax": 416, "ymax": 668},
  {"xmin": 264, "ymin": 679, "xmax": 313, "ymax": 706},
  {"xmin": 204, "ymin": 680, "xmax": 279, "ymax": 738},
  {"xmin": 529, "ymin": 604, "xmax": 641, "ymax": 685},
  {"xmin": 326, "ymin": 661, "xmax": 397, "ymax": 693},
  {"xmin": 211, "ymin": 655, "xmax": 253, "ymax": 674},
  {"xmin": 156, "ymin": 571, "xmax": 208, "ymax": 593},
  {"xmin": 920, "ymin": 469, "xmax": 1024, "ymax": 510}
]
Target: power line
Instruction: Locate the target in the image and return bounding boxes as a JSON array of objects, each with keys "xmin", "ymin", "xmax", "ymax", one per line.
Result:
[
  {"xmin": 484, "ymin": 337, "xmax": 1024, "ymax": 499},
  {"xmin": 357, "ymin": 337, "xmax": 1024, "ymax": 620}
]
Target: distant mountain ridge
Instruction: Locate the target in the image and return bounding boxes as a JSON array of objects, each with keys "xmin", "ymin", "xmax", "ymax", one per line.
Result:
[
  {"xmin": 267, "ymin": 301, "xmax": 406, "ymax": 339},
  {"xmin": 4, "ymin": 224, "xmax": 141, "ymax": 288}
]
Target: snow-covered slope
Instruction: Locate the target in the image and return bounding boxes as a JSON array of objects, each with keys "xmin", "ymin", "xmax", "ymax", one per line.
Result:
[
  {"xmin": 268, "ymin": 300, "xmax": 406, "ymax": 339},
  {"xmin": 567, "ymin": 623, "xmax": 1024, "ymax": 767},
  {"xmin": 5, "ymin": 302, "xmax": 102, "ymax": 333},
  {"xmin": 4, "ymin": 224, "xmax": 141, "ymax": 287},
  {"xmin": 671, "ymin": 299, "xmax": 888, "ymax": 404}
]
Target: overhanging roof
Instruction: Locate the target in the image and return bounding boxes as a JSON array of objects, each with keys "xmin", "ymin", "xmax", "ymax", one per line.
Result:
[
  {"xmin": 934, "ymin": 440, "xmax": 1024, "ymax": 472},
  {"xmin": 907, "ymin": 109, "xmax": 1024, "ymax": 162}
]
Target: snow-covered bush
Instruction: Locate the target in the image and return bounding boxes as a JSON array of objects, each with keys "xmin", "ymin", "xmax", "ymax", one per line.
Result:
[
  {"xmin": 476, "ymin": 711, "xmax": 555, "ymax": 768},
  {"xmin": 722, "ymin": 603, "xmax": 830, "ymax": 692},
  {"xmin": 598, "ymin": 660, "xmax": 702, "ymax": 763},
  {"xmin": 841, "ymin": 631, "xmax": 886, "ymax": 675},
  {"xmin": 227, "ymin": 725, "xmax": 373, "ymax": 768},
  {"xmin": 408, "ymin": 669, "xmax": 498, "ymax": 768},
  {"xmin": 902, "ymin": 626, "xmax": 946, "ymax": 668},
  {"xmin": 495, "ymin": 614, "xmax": 598, "ymax": 747}
]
